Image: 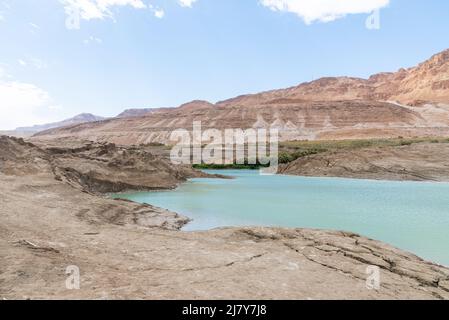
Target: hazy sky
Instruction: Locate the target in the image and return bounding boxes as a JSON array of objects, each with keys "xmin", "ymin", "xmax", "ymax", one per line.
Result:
[{"xmin": 0, "ymin": 0, "xmax": 448, "ymax": 129}]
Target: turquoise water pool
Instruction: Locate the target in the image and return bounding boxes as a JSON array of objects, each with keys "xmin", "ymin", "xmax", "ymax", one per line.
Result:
[{"xmin": 113, "ymin": 170, "xmax": 449, "ymax": 266}]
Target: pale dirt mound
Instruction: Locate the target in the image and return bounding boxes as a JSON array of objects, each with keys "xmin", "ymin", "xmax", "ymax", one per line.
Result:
[
  {"xmin": 0, "ymin": 136, "xmax": 193, "ymax": 231},
  {"xmin": 0, "ymin": 136, "xmax": 52, "ymax": 176},
  {"xmin": 0, "ymin": 136, "xmax": 209, "ymax": 193},
  {"xmin": 46, "ymin": 141, "xmax": 203, "ymax": 193},
  {"xmin": 279, "ymin": 142, "xmax": 449, "ymax": 181}
]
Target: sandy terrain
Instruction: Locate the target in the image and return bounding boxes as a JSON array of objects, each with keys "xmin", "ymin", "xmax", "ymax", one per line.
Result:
[{"xmin": 1, "ymin": 136, "xmax": 449, "ymax": 299}]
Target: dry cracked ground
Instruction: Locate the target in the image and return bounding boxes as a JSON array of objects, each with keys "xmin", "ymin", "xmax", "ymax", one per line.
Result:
[{"xmin": 1, "ymin": 136, "xmax": 449, "ymax": 299}]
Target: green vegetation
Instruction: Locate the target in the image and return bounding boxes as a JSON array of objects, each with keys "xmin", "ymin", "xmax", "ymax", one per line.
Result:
[
  {"xmin": 279, "ymin": 137, "xmax": 449, "ymax": 159},
  {"xmin": 139, "ymin": 142, "xmax": 172, "ymax": 150},
  {"xmin": 278, "ymin": 148, "xmax": 326, "ymax": 164},
  {"xmin": 193, "ymin": 163, "xmax": 268, "ymax": 170},
  {"xmin": 279, "ymin": 137, "xmax": 449, "ymax": 151},
  {"xmin": 146, "ymin": 137, "xmax": 449, "ymax": 170},
  {"xmin": 192, "ymin": 137, "xmax": 449, "ymax": 169}
]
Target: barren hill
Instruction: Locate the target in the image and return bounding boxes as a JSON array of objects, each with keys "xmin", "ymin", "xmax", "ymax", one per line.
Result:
[
  {"xmin": 16, "ymin": 113, "xmax": 105, "ymax": 133},
  {"xmin": 1, "ymin": 113, "xmax": 106, "ymax": 138},
  {"xmin": 33, "ymin": 49, "xmax": 449, "ymax": 145},
  {"xmin": 217, "ymin": 49, "xmax": 449, "ymax": 107}
]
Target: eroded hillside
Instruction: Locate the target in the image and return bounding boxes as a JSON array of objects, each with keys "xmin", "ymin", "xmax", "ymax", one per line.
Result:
[{"xmin": 33, "ymin": 50, "xmax": 449, "ymax": 145}]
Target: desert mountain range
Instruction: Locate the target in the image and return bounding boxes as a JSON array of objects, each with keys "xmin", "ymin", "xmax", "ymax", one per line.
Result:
[
  {"xmin": 33, "ymin": 49, "xmax": 449, "ymax": 145},
  {"xmin": 1, "ymin": 113, "xmax": 105, "ymax": 138}
]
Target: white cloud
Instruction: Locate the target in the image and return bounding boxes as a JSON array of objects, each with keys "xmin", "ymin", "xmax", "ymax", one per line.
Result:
[
  {"xmin": 17, "ymin": 57, "xmax": 48, "ymax": 70},
  {"xmin": 148, "ymin": 4, "xmax": 164, "ymax": 19},
  {"xmin": 0, "ymin": 80, "xmax": 61, "ymax": 130},
  {"xmin": 178, "ymin": 0, "xmax": 197, "ymax": 8},
  {"xmin": 29, "ymin": 22, "xmax": 40, "ymax": 29},
  {"xmin": 153, "ymin": 9, "xmax": 165, "ymax": 18},
  {"xmin": 61, "ymin": 0, "xmax": 147, "ymax": 21},
  {"xmin": 0, "ymin": 1, "xmax": 10, "ymax": 22},
  {"xmin": 0, "ymin": 63, "xmax": 59, "ymax": 129},
  {"xmin": 48, "ymin": 105, "xmax": 63, "ymax": 111},
  {"xmin": 29, "ymin": 22, "xmax": 40, "ymax": 34},
  {"xmin": 83, "ymin": 35, "xmax": 103, "ymax": 44},
  {"xmin": 260, "ymin": 0, "xmax": 390, "ymax": 24},
  {"xmin": 30, "ymin": 58, "xmax": 48, "ymax": 70},
  {"xmin": 0, "ymin": 66, "xmax": 7, "ymax": 78}
]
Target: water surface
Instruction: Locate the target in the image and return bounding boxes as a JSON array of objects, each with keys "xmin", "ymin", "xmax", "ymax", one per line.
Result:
[{"xmin": 113, "ymin": 170, "xmax": 449, "ymax": 266}]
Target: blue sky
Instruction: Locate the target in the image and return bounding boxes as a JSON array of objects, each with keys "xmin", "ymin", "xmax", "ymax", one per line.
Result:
[{"xmin": 0, "ymin": 0, "xmax": 448, "ymax": 129}]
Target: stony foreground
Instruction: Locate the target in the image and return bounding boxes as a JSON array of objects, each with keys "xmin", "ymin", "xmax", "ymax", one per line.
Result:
[{"xmin": 1, "ymin": 136, "xmax": 449, "ymax": 299}]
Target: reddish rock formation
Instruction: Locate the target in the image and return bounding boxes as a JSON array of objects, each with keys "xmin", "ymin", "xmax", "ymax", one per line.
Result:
[{"xmin": 33, "ymin": 49, "xmax": 449, "ymax": 145}]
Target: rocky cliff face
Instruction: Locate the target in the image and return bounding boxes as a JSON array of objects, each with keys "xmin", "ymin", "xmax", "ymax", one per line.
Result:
[
  {"xmin": 217, "ymin": 49, "xmax": 449, "ymax": 107},
  {"xmin": 33, "ymin": 49, "xmax": 449, "ymax": 145}
]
